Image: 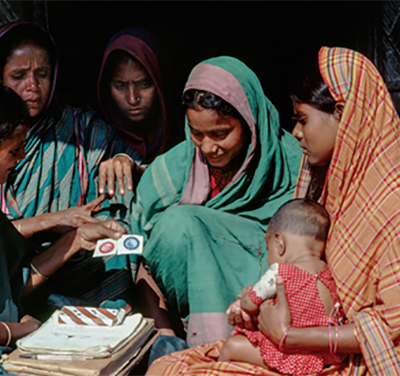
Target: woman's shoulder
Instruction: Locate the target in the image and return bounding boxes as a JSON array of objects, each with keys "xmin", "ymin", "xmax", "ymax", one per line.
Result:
[
  {"xmin": 70, "ymin": 105, "xmax": 114, "ymax": 132},
  {"xmin": 138, "ymin": 141, "xmax": 190, "ymax": 195},
  {"xmin": 147, "ymin": 141, "xmax": 189, "ymax": 169},
  {"xmin": 40, "ymin": 103, "xmax": 110, "ymax": 134}
]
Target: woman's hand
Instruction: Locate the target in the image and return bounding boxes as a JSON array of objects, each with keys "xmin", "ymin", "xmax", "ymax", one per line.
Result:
[
  {"xmin": 98, "ymin": 155, "xmax": 134, "ymax": 197},
  {"xmin": 19, "ymin": 315, "xmax": 41, "ymax": 334},
  {"xmin": 257, "ymin": 276, "xmax": 292, "ymax": 345},
  {"xmin": 6, "ymin": 315, "xmax": 42, "ymax": 344},
  {"xmin": 71, "ymin": 219, "xmax": 127, "ymax": 253},
  {"xmin": 24, "ymin": 220, "xmax": 127, "ymax": 295},
  {"xmin": 226, "ymin": 292, "xmax": 256, "ymax": 331},
  {"xmin": 13, "ymin": 195, "xmax": 109, "ymax": 238},
  {"xmin": 51, "ymin": 194, "xmax": 108, "ymax": 234}
]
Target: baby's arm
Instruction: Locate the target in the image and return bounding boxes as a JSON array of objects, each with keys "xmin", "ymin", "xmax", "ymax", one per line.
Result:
[
  {"xmin": 241, "ymin": 286, "xmax": 260, "ymax": 315},
  {"xmin": 242, "ymin": 263, "xmax": 279, "ymax": 315}
]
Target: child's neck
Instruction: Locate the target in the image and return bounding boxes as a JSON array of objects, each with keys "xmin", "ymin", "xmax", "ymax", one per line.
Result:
[{"xmin": 282, "ymin": 234, "xmax": 326, "ymax": 275}]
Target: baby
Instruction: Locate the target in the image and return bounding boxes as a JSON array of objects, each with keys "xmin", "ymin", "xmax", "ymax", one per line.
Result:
[{"xmin": 219, "ymin": 198, "xmax": 347, "ymax": 375}]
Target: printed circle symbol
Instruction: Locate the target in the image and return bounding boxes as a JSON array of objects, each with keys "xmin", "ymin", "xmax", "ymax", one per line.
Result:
[
  {"xmin": 124, "ymin": 237, "xmax": 140, "ymax": 250},
  {"xmin": 99, "ymin": 241, "xmax": 115, "ymax": 254}
]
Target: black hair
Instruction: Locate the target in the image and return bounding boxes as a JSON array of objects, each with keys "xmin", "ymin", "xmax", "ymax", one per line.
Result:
[
  {"xmin": 268, "ymin": 198, "xmax": 330, "ymax": 243},
  {"xmin": 290, "ymin": 53, "xmax": 337, "ymax": 114},
  {"xmin": 182, "ymin": 89, "xmax": 245, "ymax": 122},
  {"xmin": 0, "ymin": 85, "xmax": 30, "ymax": 144},
  {"xmin": 103, "ymin": 49, "xmax": 142, "ymax": 79},
  {"xmin": 0, "ymin": 23, "xmax": 56, "ymax": 75}
]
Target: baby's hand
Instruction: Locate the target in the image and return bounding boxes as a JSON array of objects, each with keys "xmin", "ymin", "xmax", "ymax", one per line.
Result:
[
  {"xmin": 226, "ymin": 295, "xmax": 256, "ymax": 331},
  {"xmin": 240, "ymin": 285, "xmax": 253, "ymax": 304}
]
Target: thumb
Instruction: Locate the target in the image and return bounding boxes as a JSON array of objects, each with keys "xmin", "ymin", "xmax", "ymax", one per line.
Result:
[
  {"xmin": 97, "ymin": 225, "xmax": 122, "ymax": 240},
  {"xmin": 275, "ymin": 276, "xmax": 288, "ymax": 307}
]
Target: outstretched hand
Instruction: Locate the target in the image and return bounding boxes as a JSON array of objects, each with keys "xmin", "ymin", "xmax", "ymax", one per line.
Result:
[
  {"xmin": 51, "ymin": 194, "xmax": 108, "ymax": 235},
  {"xmin": 257, "ymin": 276, "xmax": 292, "ymax": 345},
  {"xmin": 98, "ymin": 155, "xmax": 135, "ymax": 197}
]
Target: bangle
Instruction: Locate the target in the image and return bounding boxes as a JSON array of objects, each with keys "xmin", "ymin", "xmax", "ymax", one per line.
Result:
[
  {"xmin": 114, "ymin": 153, "xmax": 134, "ymax": 165},
  {"xmin": 30, "ymin": 262, "xmax": 49, "ymax": 281},
  {"xmin": 1, "ymin": 322, "xmax": 11, "ymax": 347},
  {"xmin": 333, "ymin": 324, "xmax": 339, "ymax": 353},
  {"xmin": 278, "ymin": 325, "xmax": 294, "ymax": 352},
  {"xmin": 329, "ymin": 324, "xmax": 333, "ymax": 353}
]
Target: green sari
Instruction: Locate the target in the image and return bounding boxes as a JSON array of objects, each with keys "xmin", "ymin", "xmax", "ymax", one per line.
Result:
[{"xmin": 131, "ymin": 57, "xmax": 302, "ymax": 346}]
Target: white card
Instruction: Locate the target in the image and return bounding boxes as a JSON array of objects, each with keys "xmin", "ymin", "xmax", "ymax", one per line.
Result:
[
  {"xmin": 93, "ymin": 238, "xmax": 118, "ymax": 257},
  {"xmin": 117, "ymin": 234, "xmax": 144, "ymax": 255}
]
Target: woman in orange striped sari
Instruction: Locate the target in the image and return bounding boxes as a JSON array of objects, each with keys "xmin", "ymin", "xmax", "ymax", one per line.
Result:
[{"xmin": 146, "ymin": 47, "xmax": 400, "ymax": 375}]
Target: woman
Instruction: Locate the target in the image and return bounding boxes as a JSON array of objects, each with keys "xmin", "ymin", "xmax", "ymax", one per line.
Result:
[
  {"xmin": 0, "ymin": 84, "xmax": 125, "ymax": 361},
  {"xmin": 96, "ymin": 27, "xmax": 167, "ymax": 161},
  {"xmin": 130, "ymin": 56, "xmax": 302, "ymax": 346},
  {"xmin": 0, "ymin": 22, "xmax": 140, "ymax": 312},
  {"xmin": 147, "ymin": 47, "xmax": 400, "ymax": 375}
]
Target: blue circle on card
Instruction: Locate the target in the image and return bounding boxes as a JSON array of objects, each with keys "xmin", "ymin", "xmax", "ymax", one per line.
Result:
[{"xmin": 124, "ymin": 236, "xmax": 140, "ymax": 250}]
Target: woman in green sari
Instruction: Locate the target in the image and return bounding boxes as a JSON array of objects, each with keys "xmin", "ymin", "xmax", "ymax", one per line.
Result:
[{"xmin": 131, "ymin": 56, "xmax": 302, "ymax": 346}]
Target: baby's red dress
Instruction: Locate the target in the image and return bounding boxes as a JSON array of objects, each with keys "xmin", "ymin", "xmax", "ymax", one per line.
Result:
[{"xmin": 233, "ymin": 264, "xmax": 347, "ymax": 375}]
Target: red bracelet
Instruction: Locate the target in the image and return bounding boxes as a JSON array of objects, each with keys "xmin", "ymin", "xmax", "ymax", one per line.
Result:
[{"xmin": 278, "ymin": 325, "xmax": 294, "ymax": 352}]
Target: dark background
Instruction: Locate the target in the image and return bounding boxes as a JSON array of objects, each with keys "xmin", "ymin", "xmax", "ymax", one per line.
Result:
[{"xmin": 0, "ymin": 1, "xmax": 382, "ymax": 143}]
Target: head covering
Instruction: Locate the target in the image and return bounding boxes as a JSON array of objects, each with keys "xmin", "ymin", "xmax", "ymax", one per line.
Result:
[
  {"xmin": 97, "ymin": 27, "xmax": 167, "ymax": 160},
  {"xmin": 0, "ymin": 22, "xmax": 58, "ymax": 119},
  {"xmin": 296, "ymin": 47, "xmax": 400, "ymax": 374},
  {"xmin": 179, "ymin": 60, "xmax": 257, "ymax": 204},
  {"xmin": 132, "ymin": 56, "xmax": 302, "ymax": 232},
  {"xmin": 179, "ymin": 56, "xmax": 301, "ymax": 218}
]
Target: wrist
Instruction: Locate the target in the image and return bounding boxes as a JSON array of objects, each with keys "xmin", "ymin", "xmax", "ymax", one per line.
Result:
[
  {"xmin": 278, "ymin": 325, "xmax": 295, "ymax": 351},
  {"xmin": 0, "ymin": 322, "xmax": 12, "ymax": 347},
  {"xmin": 64, "ymin": 229, "xmax": 81, "ymax": 258},
  {"xmin": 114, "ymin": 153, "xmax": 134, "ymax": 165}
]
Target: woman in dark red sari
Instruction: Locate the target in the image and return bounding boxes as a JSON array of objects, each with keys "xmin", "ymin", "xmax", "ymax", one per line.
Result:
[{"xmin": 97, "ymin": 27, "xmax": 168, "ymax": 163}]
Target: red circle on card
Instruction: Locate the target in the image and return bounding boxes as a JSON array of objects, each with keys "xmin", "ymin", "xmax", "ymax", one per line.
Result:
[{"xmin": 99, "ymin": 241, "xmax": 115, "ymax": 254}]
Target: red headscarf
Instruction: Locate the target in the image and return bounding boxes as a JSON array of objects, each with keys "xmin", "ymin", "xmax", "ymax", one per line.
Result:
[{"xmin": 97, "ymin": 27, "xmax": 167, "ymax": 161}]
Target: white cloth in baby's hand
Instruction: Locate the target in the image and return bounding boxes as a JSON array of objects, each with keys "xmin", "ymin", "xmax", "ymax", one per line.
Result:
[{"xmin": 252, "ymin": 263, "xmax": 279, "ymax": 300}]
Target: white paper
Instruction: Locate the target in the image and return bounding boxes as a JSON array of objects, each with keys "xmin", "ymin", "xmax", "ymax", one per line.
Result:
[
  {"xmin": 17, "ymin": 311, "xmax": 145, "ymax": 358},
  {"xmin": 93, "ymin": 238, "xmax": 118, "ymax": 257},
  {"xmin": 117, "ymin": 235, "xmax": 143, "ymax": 255},
  {"xmin": 93, "ymin": 235, "xmax": 143, "ymax": 257}
]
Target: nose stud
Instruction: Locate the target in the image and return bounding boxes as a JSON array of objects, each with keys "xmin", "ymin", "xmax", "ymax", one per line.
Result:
[
  {"xmin": 136, "ymin": 97, "xmax": 141, "ymax": 102},
  {"xmin": 32, "ymin": 83, "xmax": 41, "ymax": 88}
]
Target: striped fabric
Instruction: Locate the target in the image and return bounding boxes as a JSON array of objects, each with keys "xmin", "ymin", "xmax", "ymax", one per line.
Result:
[
  {"xmin": 58, "ymin": 306, "xmax": 124, "ymax": 326},
  {"xmin": 2, "ymin": 104, "xmax": 142, "ymax": 311},
  {"xmin": 0, "ymin": 22, "xmax": 142, "ymax": 314}
]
